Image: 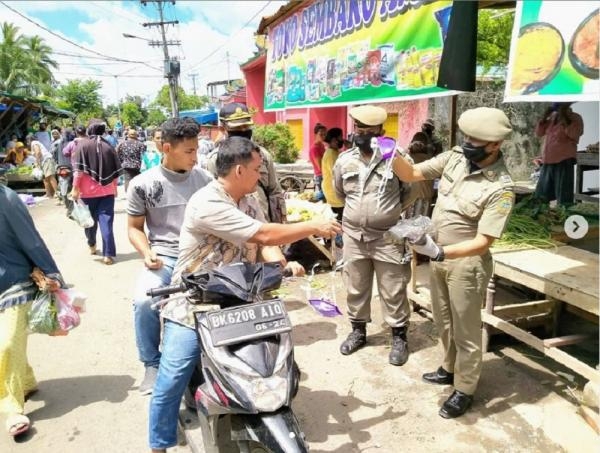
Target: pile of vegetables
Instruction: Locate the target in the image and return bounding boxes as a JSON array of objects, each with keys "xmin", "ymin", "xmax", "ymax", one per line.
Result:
[
  {"xmin": 495, "ymin": 213, "xmax": 557, "ymax": 250},
  {"xmin": 5, "ymin": 165, "xmax": 33, "ymax": 175},
  {"xmin": 494, "ymin": 196, "xmax": 564, "ymax": 250}
]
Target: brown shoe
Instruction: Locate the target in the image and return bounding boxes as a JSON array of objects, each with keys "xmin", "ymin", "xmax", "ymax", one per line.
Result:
[
  {"xmin": 102, "ymin": 257, "xmax": 114, "ymax": 265},
  {"xmin": 89, "ymin": 245, "xmax": 97, "ymax": 255}
]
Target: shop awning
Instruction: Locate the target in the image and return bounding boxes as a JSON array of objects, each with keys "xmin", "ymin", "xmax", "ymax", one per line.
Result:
[
  {"xmin": 179, "ymin": 108, "xmax": 218, "ymax": 125},
  {"xmin": 0, "ymin": 91, "xmax": 75, "ymax": 118}
]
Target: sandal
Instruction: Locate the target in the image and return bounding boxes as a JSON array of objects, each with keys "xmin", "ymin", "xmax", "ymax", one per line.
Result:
[
  {"xmin": 6, "ymin": 414, "xmax": 30, "ymax": 437},
  {"xmin": 102, "ymin": 257, "xmax": 114, "ymax": 265}
]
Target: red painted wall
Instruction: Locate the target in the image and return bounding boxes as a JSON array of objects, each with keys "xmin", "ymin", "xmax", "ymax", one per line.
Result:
[
  {"xmin": 242, "ymin": 58, "xmax": 276, "ymax": 125},
  {"xmin": 310, "ymin": 106, "xmax": 348, "ymax": 140}
]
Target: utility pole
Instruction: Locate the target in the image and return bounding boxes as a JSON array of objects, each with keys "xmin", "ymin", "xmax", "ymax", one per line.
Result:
[
  {"xmin": 189, "ymin": 73, "xmax": 199, "ymax": 96},
  {"xmin": 226, "ymin": 51, "xmax": 231, "ymax": 83},
  {"xmin": 141, "ymin": 0, "xmax": 181, "ymax": 117}
]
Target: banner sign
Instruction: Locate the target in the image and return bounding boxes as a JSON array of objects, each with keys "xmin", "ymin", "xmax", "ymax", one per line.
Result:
[
  {"xmin": 264, "ymin": 0, "xmax": 453, "ymax": 111},
  {"xmin": 505, "ymin": 1, "xmax": 599, "ymax": 102}
]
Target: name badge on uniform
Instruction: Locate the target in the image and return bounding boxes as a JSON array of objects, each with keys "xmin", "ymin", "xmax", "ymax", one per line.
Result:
[{"xmin": 500, "ymin": 174, "xmax": 513, "ymax": 185}]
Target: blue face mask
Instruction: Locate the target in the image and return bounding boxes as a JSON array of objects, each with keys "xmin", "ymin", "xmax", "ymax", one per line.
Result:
[{"xmin": 462, "ymin": 142, "xmax": 490, "ymax": 163}]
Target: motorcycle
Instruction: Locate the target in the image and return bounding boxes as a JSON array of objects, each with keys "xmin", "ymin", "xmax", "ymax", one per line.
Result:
[{"xmin": 147, "ymin": 262, "xmax": 309, "ymax": 453}]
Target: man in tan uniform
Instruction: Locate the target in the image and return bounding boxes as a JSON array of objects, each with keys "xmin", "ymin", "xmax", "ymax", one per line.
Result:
[
  {"xmin": 205, "ymin": 103, "xmax": 286, "ymax": 223},
  {"xmin": 392, "ymin": 107, "xmax": 515, "ymax": 418},
  {"xmin": 333, "ymin": 105, "xmax": 413, "ymax": 366}
]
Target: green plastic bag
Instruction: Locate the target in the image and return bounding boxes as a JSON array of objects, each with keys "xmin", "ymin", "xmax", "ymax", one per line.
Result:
[{"xmin": 28, "ymin": 291, "xmax": 59, "ymax": 334}]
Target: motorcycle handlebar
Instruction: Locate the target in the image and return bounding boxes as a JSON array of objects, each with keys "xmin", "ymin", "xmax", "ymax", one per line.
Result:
[{"xmin": 146, "ymin": 282, "xmax": 187, "ymax": 298}]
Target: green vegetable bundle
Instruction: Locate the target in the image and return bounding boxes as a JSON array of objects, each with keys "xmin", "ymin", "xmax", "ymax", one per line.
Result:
[{"xmin": 495, "ymin": 214, "xmax": 558, "ymax": 250}]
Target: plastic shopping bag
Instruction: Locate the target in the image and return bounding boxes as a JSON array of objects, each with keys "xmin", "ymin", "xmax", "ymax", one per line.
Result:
[
  {"xmin": 54, "ymin": 288, "xmax": 87, "ymax": 332},
  {"xmin": 27, "ymin": 291, "xmax": 59, "ymax": 334},
  {"xmin": 71, "ymin": 200, "xmax": 94, "ymax": 228}
]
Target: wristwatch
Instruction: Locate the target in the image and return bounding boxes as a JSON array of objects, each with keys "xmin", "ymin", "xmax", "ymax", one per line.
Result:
[{"xmin": 432, "ymin": 246, "xmax": 445, "ymax": 262}]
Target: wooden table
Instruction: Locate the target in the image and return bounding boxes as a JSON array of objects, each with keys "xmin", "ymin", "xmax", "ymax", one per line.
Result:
[{"xmin": 483, "ymin": 245, "xmax": 599, "ymax": 384}]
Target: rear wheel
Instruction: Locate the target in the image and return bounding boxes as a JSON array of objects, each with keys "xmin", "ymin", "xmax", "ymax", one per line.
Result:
[{"xmin": 279, "ymin": 175, "xmax": 305, "ymax": 192}]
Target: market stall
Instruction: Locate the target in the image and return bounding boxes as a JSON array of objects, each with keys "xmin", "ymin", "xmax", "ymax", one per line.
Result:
[
  {"xmin": 482, "ymin": 245, "xmax": 599, "ymax": 384},
  {"xmin": 1, "ymin": 91, "xmax": 74, "ymax": 192}
]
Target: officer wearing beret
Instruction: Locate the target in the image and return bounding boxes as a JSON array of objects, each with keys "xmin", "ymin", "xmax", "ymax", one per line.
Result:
[
  {"xmin": 205, "ymin": 103, "xmax": 286, "ymax": 223},
  {"xmin": 393, "ymin": 107, "xmax": 515, "ymax": 418},
  {"xmin": 333, "ymin": 105, "xmax": 414, "ymax": 366}
]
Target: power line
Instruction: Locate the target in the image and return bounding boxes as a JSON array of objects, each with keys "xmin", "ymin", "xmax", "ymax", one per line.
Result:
[
  {"xmin": 88, "ymin": 1, "xmax": 147, "ymax": 24},
  {"xmin": 55, "ymin": 72, "xmax": 163, "ymax": 78},
  {"xmin": 0, "ymin": 1, "xmax": 161, "ymax": 71},
  {"xmin": 50, "ymin": 50, "xmax": 164, "ymax": 62},
  {"xmin": 185, "ymin": 1, "xmax": 272, "ymax": 73}
]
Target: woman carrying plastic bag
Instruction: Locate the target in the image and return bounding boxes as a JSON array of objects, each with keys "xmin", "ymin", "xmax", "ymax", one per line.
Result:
[{"xmin": 0, "ymin": 185, "xmax": 65, "ymax": 438}]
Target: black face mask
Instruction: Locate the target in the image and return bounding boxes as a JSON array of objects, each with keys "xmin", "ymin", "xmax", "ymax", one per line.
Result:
[
  {"xmin": 228, "ymin": 129, "xmax": 253, "ymax": 140},
  {"xmin": 462, "ymin": 142, "xmax": 490, "ymax": 163},
  {"xmin": 354, "ymin": 133, "xmax": 377, "ymax": 152}
]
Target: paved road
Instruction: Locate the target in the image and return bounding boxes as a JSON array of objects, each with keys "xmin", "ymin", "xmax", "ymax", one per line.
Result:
[
  {"xmin": 1, "ymin": 191, "xmax": 597, "ymax": 453},
  {"xmin": 1, "ymin": 193, "xmax": 189, "ymax": 453}
]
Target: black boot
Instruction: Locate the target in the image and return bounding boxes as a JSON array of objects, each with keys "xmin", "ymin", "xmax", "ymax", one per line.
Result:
[
  {"xmin": 389, "ymin": 327, "xmax": 409, "ymax": 366},
  {"xmin": 340, "ymin": 322, "xmax": 367, "ymax": 355}
]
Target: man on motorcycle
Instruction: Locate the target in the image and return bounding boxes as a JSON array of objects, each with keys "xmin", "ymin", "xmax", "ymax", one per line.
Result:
[
  {"xmin": 127, "ymin": 118, "xmax": 213, "ymax": 395},
  {"xmin": 148, "ymin": 136, "xmax": 341, "ymax": 453}
]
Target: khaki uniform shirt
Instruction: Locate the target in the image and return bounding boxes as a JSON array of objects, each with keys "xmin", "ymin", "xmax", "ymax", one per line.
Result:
[
  {"xmin": 333, "ymin": 146, "xmax": 411, "ymax": 242},
  {"xmin": 415, "ymin": 147, "xmax": 514, "ymax": 246},
  {"xmin": 205, "ymin": 145, "xmax": 286, "ymax": 223}
]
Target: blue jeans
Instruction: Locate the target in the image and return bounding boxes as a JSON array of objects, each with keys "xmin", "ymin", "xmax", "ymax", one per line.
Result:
[
  {"xmin": 133, "ymin": 255, "xmax": 176, "ymax": 368},
  {"xmin": 149, "ymin": 320, "xmax": 200, "ymax": 449},
  {"xmin": 81, "ymin": 195, "xmax": 116, "ymax": 257}
]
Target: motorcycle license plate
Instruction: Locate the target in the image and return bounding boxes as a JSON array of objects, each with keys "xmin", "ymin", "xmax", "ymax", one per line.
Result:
[{"xmin": 206, "ymin": 300, "xmax": 291, "ymax": 347}]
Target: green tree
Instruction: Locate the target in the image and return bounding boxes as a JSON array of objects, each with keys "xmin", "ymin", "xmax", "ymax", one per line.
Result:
[
  {"xmin": 152, "ymin": 85, "xmax": 209, "ymax": 113},
  {"xmin": 121, "ymin": 101, "xmax": 144, "ymax": 127},
  {"xmin": 477, "ymin": 10, "xmax": 514, "ymax": 74},
  {"xmin": 252, "ymin": 123, "xmax": 299, "ymax": 164},
  {"xmin": 53, "ymin": 79, "xmax": 103, "ymax": 121},
  {"xmin": 0, "ymin": 22, "xmax": 57, "ymax": 96},
  {"xmin": 146, "ymin": 107, "xmax": 167, "ymax": 127}
]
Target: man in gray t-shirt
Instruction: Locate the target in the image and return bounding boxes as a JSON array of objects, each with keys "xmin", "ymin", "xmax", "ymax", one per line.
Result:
[{"xmin": 127, "ymin": 117, "xmax": 212, "ymax": 395}]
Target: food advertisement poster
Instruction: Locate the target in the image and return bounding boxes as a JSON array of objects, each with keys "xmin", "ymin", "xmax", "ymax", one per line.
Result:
[
  {"xmin": 505, "ymin": 1, "xmax": 599, "ymax": 102},
  {"xmin": 264, "ymin": 0, "xmax": 453, "ymax": 111}
]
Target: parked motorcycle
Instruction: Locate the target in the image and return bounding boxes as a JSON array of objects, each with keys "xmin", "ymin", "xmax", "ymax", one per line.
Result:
[{"xmin": 148, "ymin": 262, "xmax": 309, "ymax": 453}]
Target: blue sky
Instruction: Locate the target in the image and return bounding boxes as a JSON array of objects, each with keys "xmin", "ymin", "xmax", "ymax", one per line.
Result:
[{"xmin": 2, "ymin": 1, "xmax": 285, "ymax": 104}]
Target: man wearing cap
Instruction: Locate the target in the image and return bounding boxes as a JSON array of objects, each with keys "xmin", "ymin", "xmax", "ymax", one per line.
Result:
[
  {"xmin": 116, "ymin": 128, "xmax": 145, "ymax": 193},
  {"xmin": 205, "ymin": 103, "xmax": 286, "ymax": 223},
  {"xmin": 333, "ymin": 105, "xmax": 414, "ymax": 367},
  {"xmin": 392, "ymin": 107, "xmax": 515, "ymax": 418}
]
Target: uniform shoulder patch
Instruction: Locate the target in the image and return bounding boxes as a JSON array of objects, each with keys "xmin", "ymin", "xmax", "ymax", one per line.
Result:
[
  {"xmin": 497, "ymin": 191, "xmax": 514, "ymax": 215},
  {"xmin": 499, "ymin": 174, "xmax": 514, "ymax": 187}
]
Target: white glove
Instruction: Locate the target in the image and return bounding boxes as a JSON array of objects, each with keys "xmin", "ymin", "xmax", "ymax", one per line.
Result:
[{"xmin": 410, "ymin": 235, "xmax": 441, "ymax": 259}]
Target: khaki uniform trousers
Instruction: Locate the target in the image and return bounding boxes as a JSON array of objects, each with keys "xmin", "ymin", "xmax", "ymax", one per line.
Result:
[
  {"xmin": 429, "ymin": 253, "xmax": 493, "ymax": 395},
  {"xmin": 342, "ymin": 233, "xmax": 411, "ymax": 328}
]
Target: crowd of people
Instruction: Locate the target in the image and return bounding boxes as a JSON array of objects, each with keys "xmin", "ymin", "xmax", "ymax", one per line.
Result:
[{"xmin": 1, "ymin": 99, "xmax": 586, "ymax": 451}]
